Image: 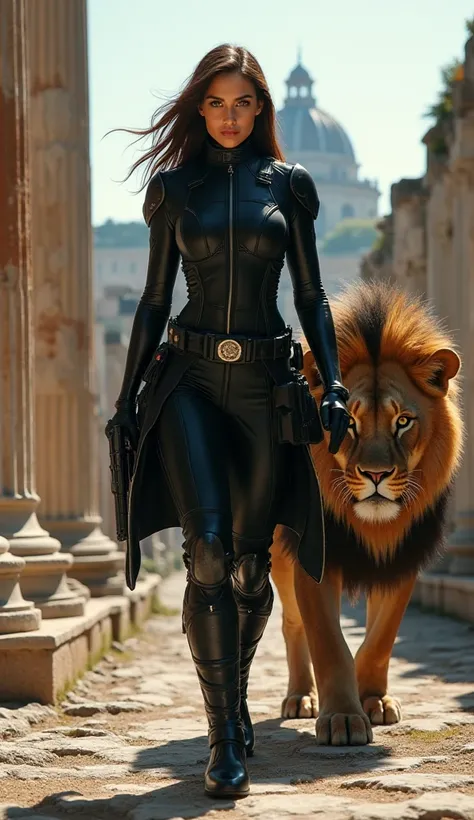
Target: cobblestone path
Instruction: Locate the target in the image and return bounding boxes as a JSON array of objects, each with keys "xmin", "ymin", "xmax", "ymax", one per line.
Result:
[{"xmin": 0, "ymin": 571, "xmax": 474, "ymax": 819}]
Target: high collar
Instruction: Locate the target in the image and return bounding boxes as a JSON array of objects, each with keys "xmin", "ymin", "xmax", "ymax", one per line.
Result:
[{"xmin": 205, "ymin": 134, "xmax": 256, "ymax": 166}]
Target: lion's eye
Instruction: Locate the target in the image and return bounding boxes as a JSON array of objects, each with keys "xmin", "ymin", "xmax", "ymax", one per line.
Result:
[{"xmin": 395, "ymin": 415, "xmax": 415, "ymax": 436}]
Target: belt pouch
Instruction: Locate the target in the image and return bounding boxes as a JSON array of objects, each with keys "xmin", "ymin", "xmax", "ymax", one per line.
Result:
[
  {"xmin": 137, "ymin": 342, "xmax": 170, "ymax": 425},
  {"xmin": 273, "ymin": 373, "xmax": 324, "ymax": 445}
]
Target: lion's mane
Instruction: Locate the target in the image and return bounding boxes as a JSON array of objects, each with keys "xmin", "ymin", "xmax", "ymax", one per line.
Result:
[{"xmin": 302, "ymin": 281, "xmax": 463, "ymax": 594}]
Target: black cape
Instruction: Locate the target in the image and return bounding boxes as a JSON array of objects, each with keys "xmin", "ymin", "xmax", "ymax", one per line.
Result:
[{"xmin": 125, "ymin": 345, "xmax": 325, "ymax": 590}]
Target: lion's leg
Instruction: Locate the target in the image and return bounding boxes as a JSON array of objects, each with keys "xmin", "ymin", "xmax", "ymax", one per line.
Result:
[
  {"xmin": 355, "ymin": 575, "xmax": 416, "ymax": 725},
  {"xmin": 294, "ymin": 561, "xmax": 373, "ymax": 745},
  {"xmin": 271, "ymin": 529, "xmax": 317, "ymax": 718}
]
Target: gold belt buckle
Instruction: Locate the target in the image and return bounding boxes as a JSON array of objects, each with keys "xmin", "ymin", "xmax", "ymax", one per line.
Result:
[{"xmin": 216, "ymin": 339, "xmax": 242, "ymax": 362}]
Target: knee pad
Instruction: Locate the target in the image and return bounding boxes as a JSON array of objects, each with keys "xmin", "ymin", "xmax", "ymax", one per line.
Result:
[
  {"xmin": 233, "ymin": 551, "xmax": 272, "ymax": 597},
  {"xmin": 184, "ymin": 532, "xmax": 233, "ymax": 588}
]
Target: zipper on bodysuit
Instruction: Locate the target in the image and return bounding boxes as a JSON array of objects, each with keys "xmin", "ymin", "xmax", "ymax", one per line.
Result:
[
  {"xmin": 222, "ymin": 163, "xmax": 235, "ymax": 408},
  {"xmin": 226, "ymin": 163, "xmax": 235, "ymax": 333}
]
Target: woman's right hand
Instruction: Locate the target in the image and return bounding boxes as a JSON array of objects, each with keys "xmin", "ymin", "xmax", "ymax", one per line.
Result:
[{"xmin": 108, "ymin": 400, "xmax": 139, "ymax": 451}]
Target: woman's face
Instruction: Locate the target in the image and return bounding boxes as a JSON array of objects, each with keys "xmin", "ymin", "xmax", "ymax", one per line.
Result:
[{"xmin": 198, "ymin": 71, "xmax": 263, "ymax": 148}]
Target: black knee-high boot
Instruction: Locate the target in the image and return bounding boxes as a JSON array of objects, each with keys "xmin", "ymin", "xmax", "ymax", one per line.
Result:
[
  {"xmin": 182, "ymin": 532, "xmax": 249, "ymax": 798},
  {"xmin": 232, "ymin": 544, "xmax": 274, "ymax": 756}
]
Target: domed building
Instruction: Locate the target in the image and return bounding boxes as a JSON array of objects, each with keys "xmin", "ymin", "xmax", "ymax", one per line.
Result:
[{"xmin": 277, "ymin": 58, "xmax": 379, "ymax": 237}]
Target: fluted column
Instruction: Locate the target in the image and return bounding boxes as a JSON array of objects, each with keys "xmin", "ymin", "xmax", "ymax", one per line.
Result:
[
  {"xmin": 28, "ymin": 0, "xmax": 124, "ymax": 596},
  {"xmin": 423, "ymin": 145, "xmax": 457, "ymax": 567},
  {"xmin": 0, "ymin": 0, "xmax": 51, "ymax": 631},
  {"xmin": 360, "ymin": 214, "xmax": 394, "ymax": 283},
  {"xmin": 446, "ymin": 158, "xmax": 474, "ymax": 575},
  {"xmin": 423, "ymin": 127, "xmax": 455, "ymax": 325},
  {"xmin": 426, "ymin": 174, "xmax": 454, "ymax": 323},
  {"xmin": 443, "ymin": 37, "xmax": 474, "ymax": 576},
  {"xmin": 391, "ymin": 178, "xmax": 427, "ymax": 298}
]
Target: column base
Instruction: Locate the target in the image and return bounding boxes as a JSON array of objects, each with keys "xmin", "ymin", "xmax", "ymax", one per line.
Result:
[
  {"xmin": 0, "ymin": 499, "xmax": 61, "ymax": 556},
  {"xmin": 0, "ymin": 500, "xmax": 85, "ymax": 619},
  {"xmin": 43, "ymin": 518, "xmax": 126, "ymax": 597},
  {"xmin": 447, "ymin": 517, "xmax": 474, "ymax": 575},
  {"xmin": 425, "ymin": 551, "xmax": 453, "ymax": 574},
  {"xmin": 0, "ymin": 538, "xmax": 41, "ymax": 634},
  {"xmin": 0, "ymin": 501, "xmax": 87, "ymax": 618},
  {"xmin": 66, "ymin": 577, "xmax": 91, "ymax": 601},
  {"xmin": 448, "ymin": 554, "xmax": 474, "ymax": 575},
  {"xmin": 20, "ymin": 553, "xmax": 87, "ymax": 618}
]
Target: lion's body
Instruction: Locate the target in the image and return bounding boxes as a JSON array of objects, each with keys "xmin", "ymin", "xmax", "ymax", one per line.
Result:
[
  {"xmin": 270, "ymin": 281, "xmax": 463, "ymax": 744},
  {"xmin": 304, "ymin": 283, "xmax": 462, "ymax": 588}
]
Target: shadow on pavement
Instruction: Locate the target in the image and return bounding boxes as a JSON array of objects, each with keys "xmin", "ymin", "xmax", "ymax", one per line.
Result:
[
  {"xmin": 23, "ymin": 720, "xmax": 394, "ymax": 819},
  {"xmin": 14, "ymin": 591, "xmax": 474, "ymax": 818},
  {"xmin": 341, "ymin": 593, "xmax": 474, "ymax": 712}
]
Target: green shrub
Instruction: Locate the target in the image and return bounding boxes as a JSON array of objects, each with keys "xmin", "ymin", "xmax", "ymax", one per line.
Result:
[{"xmin": 320, "ymin": 218, "xmax": 380, "ymax": 255}]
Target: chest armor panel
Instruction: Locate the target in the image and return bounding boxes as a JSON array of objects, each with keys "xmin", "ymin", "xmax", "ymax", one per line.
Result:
[{"xmin": 175, "ymin": 164, "xmax": 289, "ymax": 262}]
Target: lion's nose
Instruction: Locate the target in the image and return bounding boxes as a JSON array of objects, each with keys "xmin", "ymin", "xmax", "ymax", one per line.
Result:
[{"xmin": 358, "ymin": 467, "xmax": 395, "ymax": 485}]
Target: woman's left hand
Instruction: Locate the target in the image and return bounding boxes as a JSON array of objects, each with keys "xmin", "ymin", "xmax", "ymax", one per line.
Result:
[{"xmin": 319, "ymin": 391, "xmax": 350, "ymax": 455}]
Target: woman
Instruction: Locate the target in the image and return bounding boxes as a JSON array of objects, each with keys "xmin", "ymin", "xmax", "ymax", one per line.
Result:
[{"xmin": 109, "ymin": 44, "xmax": 350, "ymax": 799}]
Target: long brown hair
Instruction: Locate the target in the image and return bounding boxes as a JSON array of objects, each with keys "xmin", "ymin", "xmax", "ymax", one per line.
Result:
[{"xmin": 121, "ymin": 44, "xmax": 285, "ymax": 188}]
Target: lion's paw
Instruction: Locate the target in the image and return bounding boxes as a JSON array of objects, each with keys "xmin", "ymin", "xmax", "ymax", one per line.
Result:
[
  {"xmin": 316, "ymin": 709, "xmax": 373, "ymax": 746},
  {"xmin": 281, "ymin": 693, "xmax": 318, "ymax": 719},
  {"xmin": 362, "ymin": 694, "xmax": 401, "ymax": 726}
]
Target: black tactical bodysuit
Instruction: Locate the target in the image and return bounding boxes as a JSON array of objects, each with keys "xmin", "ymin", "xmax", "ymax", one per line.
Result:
[{"xmin": 113, "ymin": 134, "xmax": 345, "ymax": 788}]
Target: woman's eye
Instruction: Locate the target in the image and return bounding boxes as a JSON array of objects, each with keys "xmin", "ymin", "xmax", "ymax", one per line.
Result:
[{"xmin": 208, "ymin": 99, "xmax": 250, "ymax": 109}]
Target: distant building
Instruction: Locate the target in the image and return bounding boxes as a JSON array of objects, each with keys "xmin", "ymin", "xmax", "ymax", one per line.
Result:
[{"xmin": 277, "ymin": 57, "xmax": 380, "ymax": 237}]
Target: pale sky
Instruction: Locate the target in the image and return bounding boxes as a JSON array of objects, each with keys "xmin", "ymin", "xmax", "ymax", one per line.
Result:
[{"xmin": 87, "ymin": 0, "xmax": 472, "ymax": 226}]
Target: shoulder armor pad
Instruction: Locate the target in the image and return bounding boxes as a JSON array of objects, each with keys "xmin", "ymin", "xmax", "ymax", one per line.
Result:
[
  {"xmin": 143, "ymin": 172, "xmax": 165, "ymax": 227},
  {"xmin": 289, "ymin": 164, "xmax": 320, "ymax": 219},
  {"xmin": 272, "ymin": 159, "xmax": 294, "ymax": 173}
]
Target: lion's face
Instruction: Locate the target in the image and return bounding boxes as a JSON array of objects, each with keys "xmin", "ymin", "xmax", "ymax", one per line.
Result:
[
  {"xmin": 305, "ymin": 339, "xmax": 462, "ymax": 558},
  {"xmin": 333, "ymin": 362, "xmax": 437, "ymax": 524}
]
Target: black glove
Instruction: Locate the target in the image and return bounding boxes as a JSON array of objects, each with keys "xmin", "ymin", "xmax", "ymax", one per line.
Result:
[
  {"xmin": 319, "ymin": 388, "xmax": 350, "ymax": 455},
  {"xmin": 107, "ymin": 400, "xmax": 139, "ymax": 452}
]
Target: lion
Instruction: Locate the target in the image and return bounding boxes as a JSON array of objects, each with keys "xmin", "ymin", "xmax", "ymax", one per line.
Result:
[{"xmin": 270, "ymin": 280, "xmax": 463, "ymax": 746}]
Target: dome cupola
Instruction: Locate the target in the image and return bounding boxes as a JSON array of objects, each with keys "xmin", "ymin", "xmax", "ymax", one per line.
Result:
[{"xmin": 278, "ymin": 54, "xmax": 355, "ymax": 159}]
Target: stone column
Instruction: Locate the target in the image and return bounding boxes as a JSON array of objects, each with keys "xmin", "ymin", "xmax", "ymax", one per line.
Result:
[
  {"xmin": 423, "ymin": 127, "xmax": 455, "ymax": 325},
  {"xmin": 27, "ymin": 0, "xmax": 125, "ymax": 596},
  {"xmin": 426, "ymin": 175, "xmax": 454, "ymax": 323},
  {"xmin": 0, "ymin": 0, "xmax": 71, "ymax": 628},
  {"xmin": 423, "ymin": 132, "xmax": 457, "ymax": 565},
  {"xmin": 446, "ymin": 158, "xmax": 474, "ymax": 575},
  {"xmin": 360, "ymin": 214, "xmax": 395, "ymax": 283},
  {"xmin": 443, "ymin": 38, "xmax": 474, "ymax": 576},
  {"xmin": 391, "ymin": 178, "xmax": 427, "ymax": 298}
]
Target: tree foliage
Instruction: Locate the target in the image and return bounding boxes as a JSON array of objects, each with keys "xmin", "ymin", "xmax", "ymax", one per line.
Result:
[
  {"xmin": 423, "ymin": 14, "xmax": 474, "ymax": 144},
  {"xmin": 320, "ymin": 218, "xmax": 380, "ymax": 255},
  {"xmin": 424, "ymin": 59, "xmax": 462, "ymax": 125}
]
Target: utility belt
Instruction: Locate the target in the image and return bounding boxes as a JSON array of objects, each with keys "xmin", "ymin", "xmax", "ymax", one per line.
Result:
[
  {"xmin": 166, "ymin": 319, "xmax": 293, "ymax": 364},
  {"xmin": 143, "ymin": 320, "xmax": 323, "ymax": 447}
]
